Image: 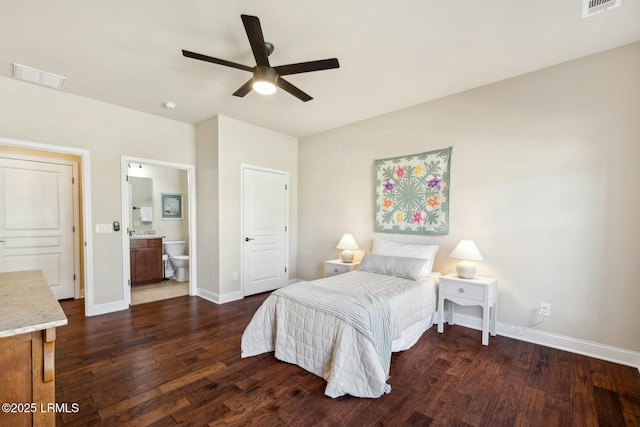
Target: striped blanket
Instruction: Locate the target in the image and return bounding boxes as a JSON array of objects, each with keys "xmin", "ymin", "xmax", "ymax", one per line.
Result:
[
  {"xmin": 274, "ymin": 282, "xmax": 392, "ymax": 384},
  {"xmin": 241, "ymin": 280, "xmax": 394, "ymax": 397}
]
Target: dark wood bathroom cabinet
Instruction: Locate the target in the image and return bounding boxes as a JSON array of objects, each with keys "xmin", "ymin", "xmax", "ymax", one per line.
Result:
[{"xmin": 130, "ymin": 238, "xmax": 163, "ymax": 285}]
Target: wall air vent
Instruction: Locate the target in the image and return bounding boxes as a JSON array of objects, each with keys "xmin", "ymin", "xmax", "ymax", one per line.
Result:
[
  {"xmin": 583, "ymin": 0, "xmax": 622, "ymax": 18},
  {"xmin": 13, "ymin": 63, "xmax": 66, "ymax": 89}
]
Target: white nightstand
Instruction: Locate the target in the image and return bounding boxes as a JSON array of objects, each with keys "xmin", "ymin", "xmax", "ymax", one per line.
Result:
[
  {"xmin": 324, "ymin": 259, "xmax": 360, "ymax": 277},
  {"xmin": 437, "ymin": 273, "xmax": 498, "ymax": 346}
]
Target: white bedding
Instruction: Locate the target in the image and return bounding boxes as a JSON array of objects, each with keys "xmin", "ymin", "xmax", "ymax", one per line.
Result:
[{"xmin": 240, "ymin": 271, "xmax": 438, "ymax": 398}]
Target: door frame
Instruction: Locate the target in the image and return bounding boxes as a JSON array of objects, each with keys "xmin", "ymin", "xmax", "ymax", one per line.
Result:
[
  {"xmin": 0, "ymin": 136, "xmax": 95, "ymax": 313},
  {"xmin": 120, "ymin": 156, "xmax": 197, "ymax": 306},
  {"xmin": 240, "ymin": 163, "xmax": 289, "ymax": 297}
]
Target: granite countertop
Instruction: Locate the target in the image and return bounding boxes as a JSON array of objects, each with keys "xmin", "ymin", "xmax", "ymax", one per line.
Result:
[
  {"xmin": 0, "ymin": 270, "xmax": 68, "ymax": 338},
  {"xmin": 130, "ymin": 234, "xmax": 165, "ymax": 240}
]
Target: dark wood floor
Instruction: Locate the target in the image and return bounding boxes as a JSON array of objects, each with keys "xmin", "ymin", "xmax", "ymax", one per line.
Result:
[{"xmin": 55, "ymin": 294, "xmax": 640, "ymax": 426}]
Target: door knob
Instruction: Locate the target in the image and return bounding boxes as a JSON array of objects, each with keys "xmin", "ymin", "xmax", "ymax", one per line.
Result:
[{"xmin": 245, "ymin": 237, "xmax": 255, "ymax": 242}]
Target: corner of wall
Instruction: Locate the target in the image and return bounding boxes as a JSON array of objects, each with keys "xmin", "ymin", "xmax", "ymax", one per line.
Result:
[{"xmin": 195, "ymin": 116, "xmax": 220, "ymax": 295}]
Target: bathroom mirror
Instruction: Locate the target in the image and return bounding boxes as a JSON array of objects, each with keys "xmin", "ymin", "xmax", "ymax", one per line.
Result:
[{"xmin": 130, "ymin": 177, "xmax": 153, "ymax": 228}]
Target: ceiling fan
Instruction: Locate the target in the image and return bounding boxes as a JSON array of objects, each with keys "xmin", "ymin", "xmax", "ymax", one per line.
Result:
[{"xmin": 182, "ymin": 14, "xmax": 339, "ymax": 102}]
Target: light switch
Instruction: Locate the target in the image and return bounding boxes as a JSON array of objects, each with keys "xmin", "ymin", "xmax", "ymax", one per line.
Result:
[{"xmin": 95, "ymin": 224, "xmax": 112, "ymax": 233}]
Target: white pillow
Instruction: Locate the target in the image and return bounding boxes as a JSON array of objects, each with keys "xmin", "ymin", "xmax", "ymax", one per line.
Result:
[
  {"xmin": 371, "ymin": 237, "xmax": 439, "ymax": 276},
  {"xmin": 358, "ymin": 253, "xmax": 427, "ymax": 280}
]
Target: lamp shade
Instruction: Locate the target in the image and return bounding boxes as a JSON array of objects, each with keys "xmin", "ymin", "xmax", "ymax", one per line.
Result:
[
  {"xmin": 449, "ymin": 240, "xmax": 483, "ymax": 279},
  {"xmin": 336, "ymin": 233, "xmax": 359, "ymax": 250},
  {"xmin": 449, "ymin": 240, "xmax": 483, "ymax": 261},
  {"xmin": 336, "ymin": 233, "xmax": 358, "ymax": 263}
]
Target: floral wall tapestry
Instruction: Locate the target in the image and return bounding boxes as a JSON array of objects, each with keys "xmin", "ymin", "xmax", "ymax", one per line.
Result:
[{"xmin": 374, "ymin": 147, "xmax": 452, "ymax": 235}]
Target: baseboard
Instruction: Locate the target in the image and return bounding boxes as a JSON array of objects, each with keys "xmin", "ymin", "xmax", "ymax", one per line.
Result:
[
  {"xmin": 196, "ymin": 288, "xmax": 243, "ymax": 304},
  {"xmin": 197, "ymin": 281, "xmax": 300, "ymax": 305},
  {"xmin": 219, "ymin": 290, "xmax": 243, "ymax": 304},
  {"xmin": 196, "ymin": 288, "xmax": 220, "ymax": 304},
  {"xmin": 87, "ymin": 300, "xmax": 128, "ymax": 316},
  {"xmin": 447, "ymin": 311, "xmax": 640, "ymax": 371}
]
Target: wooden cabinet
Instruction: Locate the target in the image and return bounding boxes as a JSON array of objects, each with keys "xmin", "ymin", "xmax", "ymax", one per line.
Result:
[
  {"xmin": 0, "ymin": 330, "xmax": 57, "ymax": 426},
  {"xmin": 0, "ymin": 270, "xmax": 67, "ymax": 427},
  {"xmin": 130, "ymin": 238, "xmax": 163, "ymax": 285}
]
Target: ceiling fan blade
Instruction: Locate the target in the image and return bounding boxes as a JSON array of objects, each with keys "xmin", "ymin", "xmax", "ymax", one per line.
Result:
[
  {"xmin": 241, "ymin": 14, "xmax": 270, "ymax": 67},
  {"xmin": 182, "ymin": 50, "xmax": 253, "ymax": 72},
  {"xmin": 277, "ymin": 77, "xmax": 313, "ymax": 102},
  {"xmin": 232, "ymin": 79, "xmax": 253, "ymax": 97},
  {"xmin": 274, "ymin": 58, "xmax": 340, "ymax": 76}
]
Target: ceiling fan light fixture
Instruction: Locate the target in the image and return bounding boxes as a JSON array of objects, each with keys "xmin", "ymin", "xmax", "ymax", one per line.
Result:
[
  {"xmin": 182, "ymin": 15, "xmax": 339, "ymax": 102},
  {"xmin": 252, "ymin": 66, "xmax": 278, "ymax": 95},
  {"xmin": 253, "ymin": 80, "xmax": 276, "ymax": 95}
]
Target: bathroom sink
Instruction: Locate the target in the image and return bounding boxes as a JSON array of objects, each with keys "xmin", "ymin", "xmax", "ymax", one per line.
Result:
[{"xmin": 130, "ymin": 234, "xmax": 165, "ymax": 239}]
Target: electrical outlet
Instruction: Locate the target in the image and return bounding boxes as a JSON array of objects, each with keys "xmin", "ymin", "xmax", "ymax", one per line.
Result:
[{"xmin": 540, "ymin": 302, "xmax": 551, "ymax": 317}]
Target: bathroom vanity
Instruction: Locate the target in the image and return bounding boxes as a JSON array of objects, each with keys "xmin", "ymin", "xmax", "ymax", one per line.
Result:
[{"xmin": 130, "ymin": 237, "xmax": 163, "ymax": 285}]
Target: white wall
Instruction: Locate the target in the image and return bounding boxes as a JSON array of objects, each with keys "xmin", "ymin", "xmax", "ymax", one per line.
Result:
[
  {"xmin": 0, "ymin": 76, "xmax": 195, "ymax": 309},
  {"xmin": 298, "ymin": 43, "xmax": 640, "ymax": 352},
  {"xmin": 196, "ymin": 115, "xmax": 298, "ymax": 301},
  {"xmin": 218, "ymin": 116, "xmax": 298, "ymax": 297},
  {"xmin": 196, "ymin": 116, "xmax": 220, "ymax": 298}
]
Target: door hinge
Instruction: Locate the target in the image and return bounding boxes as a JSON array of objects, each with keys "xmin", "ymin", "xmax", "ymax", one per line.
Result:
[
  {"xmin": 73, "ymin": 226, "xmax": 75, "ymax": 232},
  {"xmin": 72, "ymin": 177, "xmax": 75, "ymax": 184},
  {"xmin": 285, "ymin": 184, "xmax": 287, "ymax": 190},
  {"xmin": 285, "ymin": 226, "xmax": 287, "ymax": 232},
  {"xmin": 73, "ymin": 274, "xmax": 76, "ymax": 281},
  {"xmin": 284, "ymin": 266, "xmax": 287, "ymax": 273},
  {"xmin": 126, "ymin": 175, "xmax": 129, "ymax": 182}
]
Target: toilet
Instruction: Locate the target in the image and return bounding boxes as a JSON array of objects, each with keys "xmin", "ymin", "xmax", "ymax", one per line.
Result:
[{"xmin": 162, "ymin": 240, "xmax": 189, "ymax": 282}]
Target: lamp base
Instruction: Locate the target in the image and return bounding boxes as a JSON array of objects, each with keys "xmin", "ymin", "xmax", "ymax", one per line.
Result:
[
  {"xmin": 456, "ymin": 260, "xmax": 476, "ymax": 279},
  {"xmin": 341, "ymin": 249, "xmax": 354, "ymax": 263}
]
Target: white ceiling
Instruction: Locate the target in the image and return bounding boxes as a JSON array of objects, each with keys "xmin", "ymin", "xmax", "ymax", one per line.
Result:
[{"xmin": 1, "ymin": 1, "xmax": 638, "ymax": 137}]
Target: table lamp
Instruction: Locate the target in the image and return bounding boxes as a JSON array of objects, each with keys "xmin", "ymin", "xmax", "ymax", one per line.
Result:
[
  {"xmin": 449, "ymin": 240, "xmax": 484, "ymax": 279},
  {"xmin": 336, "ymin": 233, "xmax": 358, "ymax": 263}
]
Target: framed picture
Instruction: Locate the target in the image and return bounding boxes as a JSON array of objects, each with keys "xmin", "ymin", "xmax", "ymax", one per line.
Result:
[{"xmin": 161, "ymin": 193, "xmax": 183, "ymax": 220}]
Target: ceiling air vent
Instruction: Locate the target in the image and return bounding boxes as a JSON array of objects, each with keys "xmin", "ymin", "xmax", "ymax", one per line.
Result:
[
  {"xmin": 583, "ymin": 0, "xmax": 622, "ymax": 18},
  {"xmin": 13, "ymin": 63, "xmax": 66, "ymax": 90}
]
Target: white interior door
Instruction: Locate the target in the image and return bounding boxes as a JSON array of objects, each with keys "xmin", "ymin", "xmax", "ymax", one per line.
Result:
[
  {"xmin": 242, "ymin": 166, "xmax": 288, "ymax": 296},
  {"xmin": 0, "ymin": 158, "xmax": 75, "ymax": 299}
]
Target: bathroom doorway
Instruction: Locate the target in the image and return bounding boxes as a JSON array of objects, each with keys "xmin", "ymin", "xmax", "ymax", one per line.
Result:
[{"xmin": 120, "ymin": 156, "xmax": 196, "ymax": 306}]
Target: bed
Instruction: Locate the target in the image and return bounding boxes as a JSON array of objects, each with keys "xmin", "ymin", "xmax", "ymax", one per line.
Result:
[{"xmin": 240, "ymin": 238, "xmax": 439, "ymax": 398}]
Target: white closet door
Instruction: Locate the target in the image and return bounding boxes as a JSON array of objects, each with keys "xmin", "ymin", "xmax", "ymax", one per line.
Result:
[
  {"xmin": 0, "ymin": 157, "xmax": 75, "ymax": 299},
  {"xmin": 242, "ymin": 166, "xmax": 288, "ymax": 296}
]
